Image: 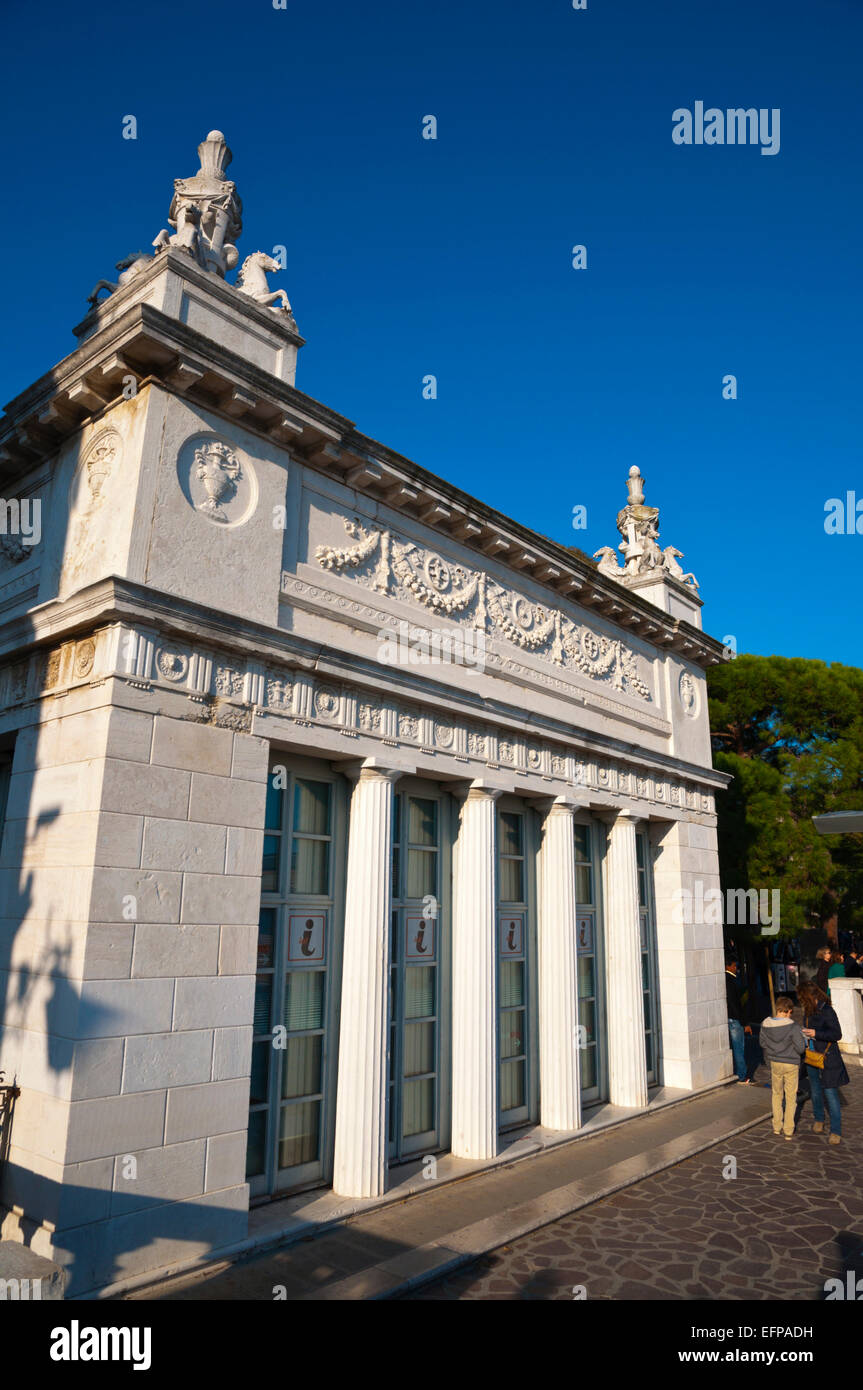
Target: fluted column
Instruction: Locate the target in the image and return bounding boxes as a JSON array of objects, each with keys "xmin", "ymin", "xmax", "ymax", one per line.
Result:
[
  {"xmin": 333, "ymin": 762, "xmax": 400, "ymax": 1197},
  {"xmin": 604, "ymin": 811, "xmax": 649, "ymax": 1110},
  {"xmin": 451, "ymin": 782, "xmax": 501, "ymax": 1160},
  {"xmin": 538, "ymin": 798, "xmax": 581, "ymax": 1132}
]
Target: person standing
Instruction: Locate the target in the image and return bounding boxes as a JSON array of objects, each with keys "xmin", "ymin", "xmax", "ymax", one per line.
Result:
[
  {"xmin": 814, "ymin": 947, "xmax": 832, "ymax": 996},
  {"xmin": 827, "ymin": 953, "xmax": 846, "ymax": 1000},
  {"xmin": 798, "ymin": 981, "xmax": 850, "ymax": 1145},
  {"xmin": 760, "ymin": 995, "xmax": 806, "ymax": 1139},
  {"xmin": 725, "ymin": 954, "xmax": 751, "ymax": 1084},
  {"xmin": 845, "ymin": 951, "xmax": 863, "ymax": 979}
]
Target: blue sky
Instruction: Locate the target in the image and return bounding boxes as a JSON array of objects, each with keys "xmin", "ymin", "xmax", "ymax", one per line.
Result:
[{"xmin": 2, "ymin": 0, "xmax": 860, "ymax": 666}]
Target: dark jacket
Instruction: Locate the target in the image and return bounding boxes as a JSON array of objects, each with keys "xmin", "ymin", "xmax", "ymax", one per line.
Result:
[
  {"xmin": 760, "ymin": 1015, "xmax": 806, "ymax": 1065},
  {"xmin": 815, "ymin": 960, "xmax": 830, "ymax": 994},
  {"xmin": 725, "ymin": 970, "xmax": 744, "ymax": 1024},
  {"xmin": 803, "ymin": 1001, "xmax": 850, "ymax": 1088},
  {"xmin": 845, "ymin": 957, "xmax": 863, "ymax": 979}
]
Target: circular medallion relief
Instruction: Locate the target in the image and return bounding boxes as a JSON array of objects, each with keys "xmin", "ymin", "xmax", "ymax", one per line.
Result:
[
  {"xmin": 177, "ymin": 433, "xmax": 258, "ymax": 528},
  {"xmin": 678, "ymin": 670, "xmax": 700, "ymax": 719}
]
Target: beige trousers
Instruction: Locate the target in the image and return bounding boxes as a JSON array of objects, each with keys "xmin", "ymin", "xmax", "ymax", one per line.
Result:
[{"xmin": 770, "ymin": 1060, "xmax": 799, "ymax": 1135}]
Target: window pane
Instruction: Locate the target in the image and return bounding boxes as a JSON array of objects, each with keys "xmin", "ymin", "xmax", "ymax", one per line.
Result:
[
  {"xmin": 293, "ymin": 779, "xmax": 330, "ymax": 836},
  {"xmin": 392, "ymin": 793, "xmax": 401, "ymax": 843},
  {"xmin": 408, "ymin": 797, "xmax": 437, "ymax": 847},
  {"xmin": 576, "ymin": 864, "xmax": 592, "ymax": 903},
  {"xmin": 282, "ymin": 1034, "xmax": 323, "ymax": 1099},
  {"xmin": 500, "ymin": 856, "xmax": 523, "ymax": 904},
  {"xmin": 392, "ymin": 844, "xmax": 400, "ymax": 898},
  {"xmin": 645, "ymin": 1030, "xmax": 654, "ymax": 1075},
  {"xmin": 500, "ymin": 1008, "xmax": 524, "ymax": 1059},
  {"xmin": 246, "ymin": 1110, "xmax": 267, "ymax": 1178},
  {"xmin": 278, "ymin": 1100, "xmax": 320, "ymax": 1169},
  {"xmin": 402, "ymin": 1078, "xmax": 434, "ymax": 1137},
  {"xmin": 254, "ymin": 974, "xmax": 272, "ymax": 1033},
  {"xmin": 284, "ymin": 970, "xmax": 325, "ymax": 1032},
  {"xmin": 405, "ymin": 966, "xmax": 435, "ymax": 1019},
  {"xmin": 261, "ymin": 835, "xmax": 280, "ymax": 892},
  {"xmin": 291, "ymin": 837, "xmax": 329, "ymax": 895},
  {"xmin": 265, "ymin": 776, "xmax": 282, "ymax": 830},
  {"xmin": 499, "ymin": 812, "xmax": 523, "ymax": 856},
  {"xmin": 406, "ymin": 848, "xmax": 436, "ymax": 899},
  {"xmin": 642, "ymin": 953, "xmax": 650, "ymax": 990},
  {"xmin": 500, "ymin": 959, "xmax": 524, "ymax": 1008},
  {"xmin": 580, "ymin": 997, "xmax": 596, "ymax": 1044},
  {"xmin": 257, "ymin": 909, "xmax": 276, "ymax": 969},
  {"xmin": 580, "ymin": 1047, "xmax": 597, "ymax": 1091},
  {"xmin": 574, "ymin": 823, "xmax": 590, "ymax": 862},
  {"xmin": 635, "ymin": 833, "xmax": 646, "ymax": 870},
  {"xmin": 249, "ymin": 1041, "xmax": 270, "ymax": 1106},
  {"xmin": 403, "ymin": 1021, "xmax": 435, "ymax": 1077},
  {"xmin": 501, "ymin": 1059, "xmax": 525, "ymax": 1112},
  {"xmin": 577, "ymin": 955, "xmax": 595, "ymax": 999},
  {"xmin": 638, "ymin": 871, "xmax": 647, "ymax": 909}
]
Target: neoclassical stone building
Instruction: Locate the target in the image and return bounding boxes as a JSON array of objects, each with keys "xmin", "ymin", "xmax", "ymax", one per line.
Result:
[{"xmin": 0, "ymin": 133, "xmax": 730, "ymax": 1296}]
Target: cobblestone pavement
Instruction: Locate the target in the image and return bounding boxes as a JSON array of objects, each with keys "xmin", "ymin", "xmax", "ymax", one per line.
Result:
[{"xmin": 406, "ymin": 1069, "xmax": 863, "ymax": 1301}]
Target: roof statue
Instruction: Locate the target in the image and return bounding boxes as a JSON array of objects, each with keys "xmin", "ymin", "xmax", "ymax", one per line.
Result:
[
  {"xmin": 594, "ymin": 466, "xmax": 699, "ymax": 589},
  {"xmin": 85, "ymin": 131, "xmax": 294, "ymax": 322}
]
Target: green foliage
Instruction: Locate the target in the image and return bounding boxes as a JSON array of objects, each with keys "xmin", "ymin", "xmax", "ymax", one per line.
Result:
[{"xmin": 707, "ymin": 654, "xmax": 863, "ymax": 939}]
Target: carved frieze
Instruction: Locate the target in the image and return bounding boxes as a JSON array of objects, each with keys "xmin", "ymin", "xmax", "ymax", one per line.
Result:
[{"xmin": 313, "ymin": 517, "xmax": 653, "ymax": 702}]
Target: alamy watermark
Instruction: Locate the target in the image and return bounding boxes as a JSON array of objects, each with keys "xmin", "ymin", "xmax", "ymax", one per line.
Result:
[
  {"xmin": 672, "ymin": 103, "xmax": 780, "ymax": 157},
  {"xmin": 673, "ymin": 881, "xmax": 780, "ymax": 936},
  {"xmin": 377, "ymin": 621, "xmax": 486, "ymax": 672},
  {"xmin": 0, "ymin": 497, "xmax": 41, "ymax": 548}
]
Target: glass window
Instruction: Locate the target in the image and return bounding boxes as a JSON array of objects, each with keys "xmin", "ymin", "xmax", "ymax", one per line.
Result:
[
  {"xmin": 500, "ymin": 812, "xmax": 522, "ymax": 855},
  {"xmin": 404, "ymin": 966, "xmax": 435, "ymax": 1019},
  {"xmin": 284, "ymin": 970, "xmax": 325, "ymax": 1032},
  {"xmin": 402, "ymin": 1079, "xmax": 434, "ymax": 1138},
  {"xmin": 408, "ymin": 797, "xmax": 437, "ymax": 847},
  {"xmin": 282, "ymin": 1035, "xmax": 323, "ymax": 1099},
  {"xmin": 279, "ymin": 1101, "xmax": 320, "ymax": 1169},
  {"xmin": 499, "ymin": 811, "xmax": 525, "ymax": 904},
  {"xmin": 293, "ymin": 780, "xmax": 330, "ymax": 836},
  {"xmin": 500, "ymin": 1060, "xmax": 525, "ymax": 1111},
  {"xmin": 290, "ymin": 837, "xmax": 329, "ymax": 895}
]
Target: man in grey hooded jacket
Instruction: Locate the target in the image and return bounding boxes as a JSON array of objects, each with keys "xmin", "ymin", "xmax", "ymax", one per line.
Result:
[{"xmin": 760, "ymin": 995, "xmax": 806, "ymax": 1139}]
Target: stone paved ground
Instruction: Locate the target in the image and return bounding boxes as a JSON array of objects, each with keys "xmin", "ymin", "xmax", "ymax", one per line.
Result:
[{"xmin": 406, "ymin": 1069, "xmax": 863, "ymax": 1300}]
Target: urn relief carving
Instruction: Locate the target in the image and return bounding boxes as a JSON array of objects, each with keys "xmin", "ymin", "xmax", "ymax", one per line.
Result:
[{"xmin": 178, "ymin": 434, "xmax": 258, "ymax": 528}]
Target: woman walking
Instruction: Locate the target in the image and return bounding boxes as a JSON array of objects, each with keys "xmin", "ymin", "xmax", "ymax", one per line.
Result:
[{"xmin": 797, "ymin": 981, "xmax": 850, "ymax": 1145}]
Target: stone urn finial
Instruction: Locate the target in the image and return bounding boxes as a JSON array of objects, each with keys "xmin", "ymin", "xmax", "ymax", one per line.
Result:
[
  {"xmin": 197, "ymin": 130, "xmax": 232, "ymax": 182},
  {"xmin": 626, "ymin": 465, "xmax": 645, "ymax": 506}
]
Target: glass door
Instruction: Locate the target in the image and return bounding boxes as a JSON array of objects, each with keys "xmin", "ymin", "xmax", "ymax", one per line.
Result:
[
  {"xmin": 636, "ymin": 829, "xmax": 660, "ymax": 1085},
  {"xmin": 575, "ymin": 820, "xmax": 608, "ymax": 1104},
  {"xmin": 496, "ymin": 803, "xmax": 538, "ymax": 1130},
  {"xmin": 388, "ymin": 787, "xmax": 450, "ymax": 1162},
  {"xmin": 247, "ymin": 761, "xmax": 344, "ymax": 1197}
]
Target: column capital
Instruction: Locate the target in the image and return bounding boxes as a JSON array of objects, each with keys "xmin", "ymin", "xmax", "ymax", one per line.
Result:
[
  {"xmin": 600, "ymin": 806, "xmax": 643, "ymax": 827},
  {"xmin": 341, "ymin": 756, "xmax": 413, "ymax": 785},
  {"xmin": 530, "ymin": 794, "xmax": 587, "ymax": 817},
  {"xmin": 451, "ymin": 778, "xmax": 506, "ymax": 804}
]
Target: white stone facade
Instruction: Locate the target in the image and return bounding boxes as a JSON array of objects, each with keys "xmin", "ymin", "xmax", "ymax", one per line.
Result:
[{"xmin": 0, "ymin": 158, "xmax": 732, "ymax": 1295}]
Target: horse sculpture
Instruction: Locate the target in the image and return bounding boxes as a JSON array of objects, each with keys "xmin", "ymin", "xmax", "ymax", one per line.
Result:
[
  {"xmin": 235, "ymin": 252, "xmax": 292, "ymax": 313},
  {"xmin": 87, "ymin": 252, "xmax": 153, "ymax": 307}
]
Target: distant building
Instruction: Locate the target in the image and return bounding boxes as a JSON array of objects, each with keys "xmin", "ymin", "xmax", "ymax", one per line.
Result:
[{"xmin": 0, "ymin": 133, "xmax": 730, "ymax": 1295}]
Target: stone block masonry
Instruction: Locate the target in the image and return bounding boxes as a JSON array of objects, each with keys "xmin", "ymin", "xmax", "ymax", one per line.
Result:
[{"xmin": 0, "ymin": 701, "xmax": 267, "ymax": 1295}]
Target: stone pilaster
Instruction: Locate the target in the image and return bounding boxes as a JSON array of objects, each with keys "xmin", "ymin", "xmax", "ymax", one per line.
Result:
[
  {"xmin": 604, "ymin": 811, "xmax": 649, "ymax": 1109},
  {"xmin": 332, "ymin": 762, "xmax": 400, "ymax": 1198},
  {"xmin": 451, "ymin": 782, "xmax": 501, "ymax": 1160},
  {"xmin": 538, "ymin": 798, "xmax": 581, "ymax": 1132}
]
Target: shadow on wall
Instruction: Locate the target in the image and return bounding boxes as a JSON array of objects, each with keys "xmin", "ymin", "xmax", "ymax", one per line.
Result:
[{"xmin": 0, "ymin": 382, "xmax": 249, "ymax": 1297}]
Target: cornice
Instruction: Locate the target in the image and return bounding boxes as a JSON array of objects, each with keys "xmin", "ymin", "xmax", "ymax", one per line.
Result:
[{"xmin": 0, "ymin": 280, "xmax": 725, "ymax": 671}]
